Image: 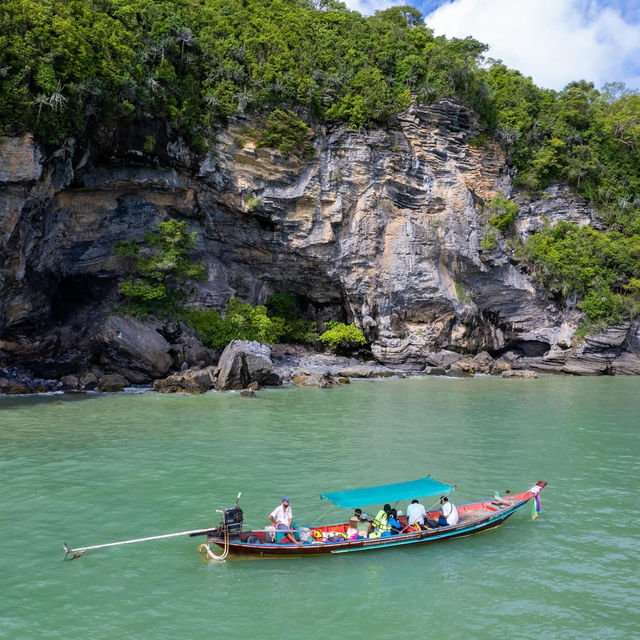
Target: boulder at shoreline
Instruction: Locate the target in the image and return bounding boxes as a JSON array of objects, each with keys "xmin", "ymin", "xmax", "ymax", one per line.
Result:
[
  {"xmin": 153, "ymin": 366, "xmax": 217, "ymax": 394},
  {"xmin": 215, "ymin": 340, "xmax": 280, "ymax": 391}
]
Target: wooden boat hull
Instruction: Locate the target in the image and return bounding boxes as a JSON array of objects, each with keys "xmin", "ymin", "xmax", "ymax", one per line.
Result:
[{"xmin": 206, "ymin": 482, "xmax": 546, "ymax": 558}]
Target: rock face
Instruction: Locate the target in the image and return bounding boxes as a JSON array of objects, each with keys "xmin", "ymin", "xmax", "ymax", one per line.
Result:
[
  {"xmin": 521, "ymin": 322, "xmax": 640, "ymax": 375},
  {"xmin": 1, "ymin": 102, "xmax": 638, "ymax": 379}
]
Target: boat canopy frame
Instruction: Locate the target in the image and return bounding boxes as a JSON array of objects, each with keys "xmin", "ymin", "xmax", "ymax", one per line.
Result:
[{"xmin": 319, "ymin": 476, "xmax": 453, "ymax": 509}]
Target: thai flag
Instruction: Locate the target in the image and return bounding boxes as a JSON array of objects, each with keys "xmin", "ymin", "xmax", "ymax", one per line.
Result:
[{"xmin": 532, "ymin": 493, "xmax": 541, "ymax": 520}]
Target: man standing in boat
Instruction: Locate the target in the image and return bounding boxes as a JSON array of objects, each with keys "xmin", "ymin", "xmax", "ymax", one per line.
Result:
[{"xmin": 269, "ymin": 497, "xmax": 300, "ymax": 544}]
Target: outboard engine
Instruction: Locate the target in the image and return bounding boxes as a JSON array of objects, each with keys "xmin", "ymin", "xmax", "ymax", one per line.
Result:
[
  {"xmin": 220, "ymin": 506, "xmax": 244, "ymax": 532},
  {"xmin": 194, "ymin": 494, "xmax": 244, "ymax": 561},
  {"xmin": 214, "ymin": 492, "xmax": 243, "ymax": 536},
  {"xmin": 190, "ymin": 492, "xmax": 244, "ymax": 539}
]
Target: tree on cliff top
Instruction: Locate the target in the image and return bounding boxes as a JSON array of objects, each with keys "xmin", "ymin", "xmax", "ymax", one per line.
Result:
[{"xmin": 114, "ymin": 218, "xmax": 206, "ymax": 317}]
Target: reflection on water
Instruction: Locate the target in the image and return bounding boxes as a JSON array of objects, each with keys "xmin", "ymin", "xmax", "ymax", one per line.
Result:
[{"xmin": 1, "ymin": 375, "xmax": 638, "ymax": 639}]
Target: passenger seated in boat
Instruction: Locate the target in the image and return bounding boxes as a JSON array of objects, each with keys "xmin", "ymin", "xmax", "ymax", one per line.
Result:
[
  {"xmin": 354, "ymin": 508, "xmax": 370, "ymax": 522},
  {"xmin": 427, "ymin": 496, "xmax": 459, "ymax": 528},
  {"xmin": 387, "ymin": 509, "xmax": 403, "ymax": 535},
  {"xmin": 371, "ymin": 504, "xmax": 392, "ymax": 536},
  {"xmin": 346, "ymin": 517, "xmax": 360, "ymax": 540},
  {"xmin": 406, "ymin": 499, "xmax": 427, "ymax": 530},
  {"xmin": 354, "ymin": 508, "xmax": 372, "ymax": 534},
  {"xmin": 268, "ymin": 497, "xmax": 301, "ymax": 545}
]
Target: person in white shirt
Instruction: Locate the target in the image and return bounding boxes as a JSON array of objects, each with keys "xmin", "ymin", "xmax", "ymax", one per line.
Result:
[
  {"xmin": 406, "ymin": 499, "xmax": 427, "ymax": 529},
  {"xmin": 269, "ymin": 497, "xmax": 299, "ymax": 544},
  {"xmin": 438, "ymin": 495, "xmax": 459, "ymax": 526}
]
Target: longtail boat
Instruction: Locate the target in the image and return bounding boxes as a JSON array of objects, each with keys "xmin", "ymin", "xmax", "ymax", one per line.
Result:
[
  {"xmin": 63, "ymin": 478, "xmax": 546, "ymax": 561},
  {"xmin": 197, "ymin": 478, "xmax": 547, "ymax": 560}
]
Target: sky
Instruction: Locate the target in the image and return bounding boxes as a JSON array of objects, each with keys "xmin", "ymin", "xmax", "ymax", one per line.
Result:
[{"xmin": 343, "ymin": 0, "xmax": 640, "ymax": 91}]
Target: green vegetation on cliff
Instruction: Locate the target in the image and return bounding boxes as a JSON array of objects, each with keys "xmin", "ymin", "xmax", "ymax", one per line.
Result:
[
  {"xmin": 186, "ymin": 299, "xmax": 287, "ymax": 349},
  {"xmin": 318, "ymin": 321, "xmax": 367, "ymax": 354},
  {"xmin": 482, "ymin": 71, "xmax": 640, "ymax": 227},
  {"xmin": 0, "ymin": 0, "xmax": 486, "ymax": 142},
  {"xmin": 518, "ymin": 221, "xmax": 640, "ymax": 333},
  {"xmin": 186, "ymin": 293, "xmax": 317, "ymax": 349},
  {"xmin": 114, "ymin": 218, "xmax": 206, "ymax": 316},
  {"xmin": 485, "ymin": 193, "xmax": 518, "ymax": 232}
]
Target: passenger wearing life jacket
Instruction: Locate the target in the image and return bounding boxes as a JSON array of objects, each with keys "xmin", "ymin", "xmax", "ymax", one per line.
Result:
[
  {"xmin": 387, "ymin": 508, "xmax": 403, "ymax": 535},
  {"xmin": 371, "ymin": 503, "xmax": 392, "ymax": 534}
]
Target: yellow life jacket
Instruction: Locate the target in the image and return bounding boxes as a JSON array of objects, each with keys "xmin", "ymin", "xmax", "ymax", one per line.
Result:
[{"xmin": 372, "ymin": 509, "xmax": 391, "ymax": 532}]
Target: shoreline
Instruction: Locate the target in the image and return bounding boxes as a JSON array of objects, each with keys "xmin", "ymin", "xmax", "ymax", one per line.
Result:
[
  {"xmin": 6, "ymin": 332, "xmax": 638, "ymax": 397},
  {"xmin": 0, "ymin": 367, "xmax": 544, "ymax": 399},
  {"xmin": 0, "ymin": 342, "xmax": 542, "ymax": 396}
]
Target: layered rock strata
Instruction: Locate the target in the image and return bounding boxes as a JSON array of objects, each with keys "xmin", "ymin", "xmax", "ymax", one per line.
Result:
[{"xmin": 1, "ymin": 101, "xmax": 639, "ymax": 388}]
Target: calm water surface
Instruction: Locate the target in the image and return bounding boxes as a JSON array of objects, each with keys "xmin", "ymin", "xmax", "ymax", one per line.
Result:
[{"xmin": 1, "ymin": 376, "xmax": 639, "ymax": 639}]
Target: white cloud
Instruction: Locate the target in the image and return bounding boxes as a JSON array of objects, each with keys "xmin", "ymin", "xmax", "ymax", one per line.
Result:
[{"xmin": 424, "ymin": 0, "xmax": 640, "ymax": 90}]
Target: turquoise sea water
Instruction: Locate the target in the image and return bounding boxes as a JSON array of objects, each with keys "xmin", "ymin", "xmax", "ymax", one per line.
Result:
[{"xmin": 1, "ymin": 375, "xmax": 639, "ymax": 639}]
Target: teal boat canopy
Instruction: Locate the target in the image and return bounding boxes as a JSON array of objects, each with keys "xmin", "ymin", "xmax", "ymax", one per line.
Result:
[{"xmin": 320, "ymin": 476, "xmax": 453, "ymax": 509}]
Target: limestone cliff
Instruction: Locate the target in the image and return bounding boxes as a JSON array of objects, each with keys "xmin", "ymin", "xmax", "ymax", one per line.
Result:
[{"xmin": 1, "ymin": 100, "xmax": 638, "ymax": 384}]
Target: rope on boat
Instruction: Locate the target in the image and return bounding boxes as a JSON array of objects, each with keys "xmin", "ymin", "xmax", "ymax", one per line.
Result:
[{"xmin": 198, "ymin": 528, "xmax": 229, "ymax": 562}]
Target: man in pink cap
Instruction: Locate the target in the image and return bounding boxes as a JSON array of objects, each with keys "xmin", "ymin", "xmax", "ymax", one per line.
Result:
[{"xmin": 268, "ymin": 497, "xmax": 299, "ymax": 544}]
